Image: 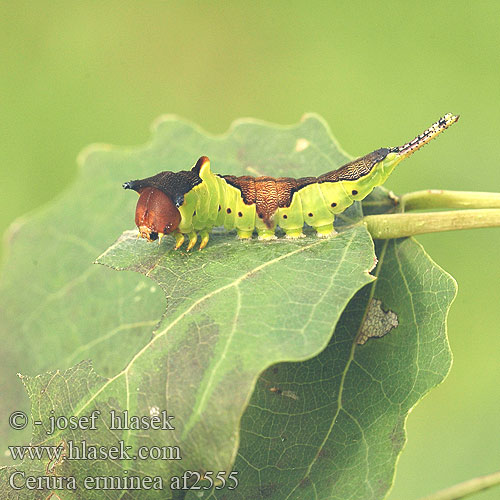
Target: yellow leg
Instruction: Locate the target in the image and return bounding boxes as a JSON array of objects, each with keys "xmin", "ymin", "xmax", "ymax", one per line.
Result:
[
  {"xmin": 199, "ymin": 229, "xmax": 210, "ymax": 250},
  {"xmin": 237, "ymin": 229, "xmax": 253, "ymax": 239},
  {"xmin": 186, "ymin": 231, "xmax": 198, "ymax": 251},
  {"xmin": 284, "ymin": 229, "xmax": 306, "ymax": 239},
  {"xmin": 173, "ymin": 231, "xmax": 185, "ymax": 250},
  {"xmin": 314, "ymin": 224, "xmax": 337, "ymax": 238},
  {"xmin": 158, "ymin": 232, "xmax": 164, "ymax": 245},
  {"xmin": 257, "ymin": 229, "xmax": 277, "ymax": 240}
]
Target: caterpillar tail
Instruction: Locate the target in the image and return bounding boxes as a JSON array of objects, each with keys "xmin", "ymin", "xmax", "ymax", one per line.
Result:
[
  {"xmin": 375, "ymin": 113, "xmax": 460, "ymax": 185},
  {"xmin": 393, "ymin": 113, "xmax": 459, "ymax": 159}
]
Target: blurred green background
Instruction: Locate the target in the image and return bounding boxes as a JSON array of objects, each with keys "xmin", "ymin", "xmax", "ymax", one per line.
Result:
[{"xmin": 1, "ymin": 1, "xmax": 499, "ymax": 499}]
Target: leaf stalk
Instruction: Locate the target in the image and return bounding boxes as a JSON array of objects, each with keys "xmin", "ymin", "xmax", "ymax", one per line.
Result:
[
  {"xmin": 363, "ymin": 209, "xmax": 500, "ymax": 239},
  {"xmin": 400, "ymin": 189, "xmax": 500, "ymax": 211}
]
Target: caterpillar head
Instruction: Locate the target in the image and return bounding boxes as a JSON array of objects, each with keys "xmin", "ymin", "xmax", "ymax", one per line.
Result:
[
  {"xmin": 123, "ymin": 184, "xmax": 181, "ymax": 242},
  {"xmin": 123, "ymin": 157, "xmax": 208, "ymax": 243}
]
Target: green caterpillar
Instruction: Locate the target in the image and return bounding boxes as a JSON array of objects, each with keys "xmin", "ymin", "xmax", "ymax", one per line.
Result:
[{"xmin": 123, "ymin": 113, "xmax": 459, "ymax": 250}]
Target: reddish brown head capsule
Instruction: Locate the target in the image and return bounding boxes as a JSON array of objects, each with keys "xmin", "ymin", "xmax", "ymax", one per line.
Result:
[{"xmin": 134, "ymin": 187, "xmax": 181, "ymax": 241}]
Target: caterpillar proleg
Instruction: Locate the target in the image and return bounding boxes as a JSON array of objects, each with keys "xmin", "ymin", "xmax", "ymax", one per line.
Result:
[{"xmin": 123, "ymin": 113, "xmax": 459, "ymax": 250}]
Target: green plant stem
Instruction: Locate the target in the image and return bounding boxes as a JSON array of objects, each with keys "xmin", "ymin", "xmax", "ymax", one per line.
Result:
[
  {"xmin": 363, "ymin": 209, "xmax": 500, "ymax": 239},
  {"xmin": 400, "ymin": 190, "xmax": 500, "ymax": 211},
  {"xmin": 417, "ymin": 470, "xmax": 500, "ymax": 500}
]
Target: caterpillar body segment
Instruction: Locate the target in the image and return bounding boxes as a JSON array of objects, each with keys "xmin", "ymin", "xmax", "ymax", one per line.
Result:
[{"xmin": 123, "ymin": 113, "xmax": 459, "ymax": 250}]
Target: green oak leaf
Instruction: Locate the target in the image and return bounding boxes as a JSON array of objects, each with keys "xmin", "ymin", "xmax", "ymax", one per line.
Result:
[{"xmin": 0, "ymin": 114, "xmax": 455, "ymax": 500}]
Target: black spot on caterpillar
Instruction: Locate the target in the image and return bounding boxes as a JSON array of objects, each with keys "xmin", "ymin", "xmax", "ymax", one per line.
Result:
[{"xmin": 123, "ymin": 113, "xmax": 459, "ymax": 250}]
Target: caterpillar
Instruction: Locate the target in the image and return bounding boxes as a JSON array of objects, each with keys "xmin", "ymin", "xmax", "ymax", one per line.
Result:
[{"xmin": 123, "ymin": 113, "xmax": 459, "ymax": 250}]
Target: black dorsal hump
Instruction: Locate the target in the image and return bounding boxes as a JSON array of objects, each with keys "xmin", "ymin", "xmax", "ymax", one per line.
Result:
[{"xmin": 123, "ymin": 169, "xmax": 202, "ymax": 208}]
